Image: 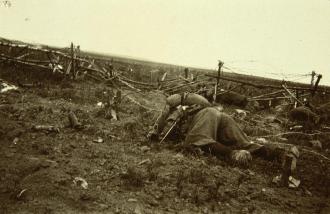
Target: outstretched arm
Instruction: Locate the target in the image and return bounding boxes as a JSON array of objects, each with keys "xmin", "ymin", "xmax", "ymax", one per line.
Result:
[{"xmin": 148, "ymin": 104, "xmax": 171, "ymax": 140}]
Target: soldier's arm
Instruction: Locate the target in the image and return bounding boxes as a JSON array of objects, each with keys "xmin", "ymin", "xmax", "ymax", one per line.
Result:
[{"xmin": 148, "ymin": 104, "xmax": 171, "ymax": 140}]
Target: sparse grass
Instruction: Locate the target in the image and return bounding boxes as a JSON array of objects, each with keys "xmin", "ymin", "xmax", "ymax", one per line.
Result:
[
  {"xmin": 188, "ymin": 168, "xmax": 207, "ymax": 184},
  {"xmin": 175, "ymin": 169, "xmax": 188, "ymax": 197},
  {"xmin": 146, "ymin": 166, "xmax": 158, "ymax": 182},
  {"xmin": 146, "ymin": 159, "xmax": 164, "ymax": 182},
  {"xmin": 120, "ymin": 166, "xmax": 145, "ymax": 188},
  {"xmin": 192, "ymin": 186, "xmax": 201, "ymax": 205},
  {"xmin": 174, "ymin": 143, "xmax": 203, "ymax": 157},
  {"xmin": 207, "ymin": 180, "xmax": 224, "ymax": 202}
]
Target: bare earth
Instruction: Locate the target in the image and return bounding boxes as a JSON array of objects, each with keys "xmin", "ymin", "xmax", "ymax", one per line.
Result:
[{"xmin": 0, "ymin": 70, "xmax": 329, "ymax": 213}]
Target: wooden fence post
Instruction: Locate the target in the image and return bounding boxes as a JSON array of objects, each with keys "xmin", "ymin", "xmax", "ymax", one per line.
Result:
[
  {"xmin": 310, "ymin": 71, "xmax": 316, "ymax": 87},
  {"xmin": 184, "ymin": 68, "xmax": 189, "ymax": 79},
  {"xmin": 213, "ymin": 60, "xmax": 224, "ymax": 103},
  {"xmin": 70, "ymin": 42, "xmax": 76, "ymax": 79},
  {"xmin": 312, "ymin": 74, "xmax": 322, "ymax": 96}
]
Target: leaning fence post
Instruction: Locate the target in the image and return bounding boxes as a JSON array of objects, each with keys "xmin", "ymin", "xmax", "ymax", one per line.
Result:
[{"xmin": 312, "ymin": 74, "xmax": 322, "ymax": 97}]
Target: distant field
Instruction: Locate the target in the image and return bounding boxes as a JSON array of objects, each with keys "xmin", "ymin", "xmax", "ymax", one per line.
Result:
[{"xmin": 1, "ymin": 36, "xmax": 330, "ymax": 95}]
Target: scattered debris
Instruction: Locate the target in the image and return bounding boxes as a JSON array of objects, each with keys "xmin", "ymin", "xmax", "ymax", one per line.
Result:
[
  {"xmin": 114, "ymin": 90, "xmax": 122, "ymax": 105},
  {"xmin": 73, "ymin": 177, "xmax": 88, "ymax": 189},
  {"xmin": 1, "ymin": 39, "xmax": 329, "ymax": 213},
  {"xmin": 278, "ymin": 137, "xmax": 288, "ymax": 142},
  {"xmin": 32, "ymin": 125, "xmax": 60, "ymax": 133},
  {"xmin": 247, "ymin": 169, "xmax": 255, "ymax": 176},
  {"xmin": 93, "ymin": 137, "xmax": 104, "ymax": 143},
  {"xmin": 273, "ymin": 174, "xmax": 300, "ymax": 188},
  {"xmin": 265, "ymin": 115, "xmax": 280, "ymax": 123},
  {"xmin": 256, "ymin": 137, "xmax": 268, "ymax": 144},
  {"xmin": 134, "ymin": 205, "xmax": 143, "ymax": 214},
  {"xmin": 303, "ymin": 188, "xmax": 312, "ymax": 196},
  {"xmin": 173, "ymin": 153, "xmax": 184, "ymax": 160},
  {"xmin": 235, "ymin": 109, "xmax": 248, "ymax": 118},
  {"xmin": 290, "ymin": 146, "xmax": 300, "ymax": 160},
  {"xmin": 290, "ymin": 125, "xmax": 303, "ymax": 131},
  {"xmin": 0, "ymin": 81, "xmax": 18, "ymax": 93},
  {"xmin": 12, "ymin": 137, "xmax": 19, "ymax": 145},
  {"xmin": 96, "ymin": 102, "xmax": 104, "ymax": 107},
  {"xmin": 16, "ymin": 189, "xmax": 28, "ymax": 200},
  {"xmin": 274, "ymin": 105, "xmax": 285, "ymax": 113},
  {"xmin": 68, "ymin": 111, "xmax": 82, "ymax": 129},
  {"xmin": 102, "ymin": 91, "xmax": 119, "ymax": 121},
  {"xmin": 109, "ymin": 109, "xmax": 118, "ymax": 121},
  {"xmin": 322, "ymin": 126, "xmax": 330, "ymax": 131},
  {"xmin": 18, "ymin": 82, "xmax": 37, "ymax": 88},
  {"xmin": 109, "ymin": 134, "xmax": 120, "ymax": 140},
  {"xmin": 41, "ymin": 159, "xmax": 58, "ymax": 168},
  {"xmin": 309, "ymin": 140, "xmax": 322, "ymax": 150},
  {"xmin": 140, "ymin": 146, "xmax": 150, "ymax": 153},
  {"xmin": 282, "ymin": 84, "xmax": 304, "ymax": 106},
  {"xmin": 49, "ymin": 64, "xmax": 63, "ymax": 73},
  {"xmin": 99, "ymin": 159, "xmax": 107, "ymax": 166},
  {"xmin": 301, "ymin": 148, "xmax": 330, "ymax": 162},
  {"xmin": 272, "ymin": 175, "xmax": 282, "ymax": 185},
  {"xmin": 138, "ymin": 158, "xmax": 151, "ymax": 165},
  {"xmin": 288, "ymin": 176, "xmax": 301, "ymax": 188}
]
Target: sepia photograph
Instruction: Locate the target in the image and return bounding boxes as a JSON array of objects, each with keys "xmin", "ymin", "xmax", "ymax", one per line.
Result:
[{"xmin": 0, "ymin": 1, "xmax": 330, "ymax": 213}]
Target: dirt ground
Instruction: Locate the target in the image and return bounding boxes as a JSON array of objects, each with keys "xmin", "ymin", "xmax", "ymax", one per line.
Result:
[{"xmin": 0, "ymin": 68, "xmax": 330, "ymax": 214}]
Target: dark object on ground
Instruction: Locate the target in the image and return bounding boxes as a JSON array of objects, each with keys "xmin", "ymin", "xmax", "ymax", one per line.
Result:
[
  {"xmin": 68, "ymin": 111, "xmax": 82, "ymax": 129},
  {"xmin": 316, "ymin": 102, "xmax": 330, "ymax": 124},
  {"xmin": 289, "ymin": 106, "xmax": 319, "ymax": 128},
  {"xmin": 216, "ymin": 91, "xmax": 248, "ymax": 107}
]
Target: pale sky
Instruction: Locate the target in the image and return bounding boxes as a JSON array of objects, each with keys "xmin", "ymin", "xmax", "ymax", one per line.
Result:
[{"xmin": 1, "ymin": 0, "xmax": 330, "ymax": 85}]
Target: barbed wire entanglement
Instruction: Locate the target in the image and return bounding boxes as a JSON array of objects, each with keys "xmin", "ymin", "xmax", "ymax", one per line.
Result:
[
  {"xmin": 1, "ymin": 39, "xmax": 330, "ymax": 163},
  {"xmin": 0, "ymin": 40, "xmax": 329, "ymax": 100}
]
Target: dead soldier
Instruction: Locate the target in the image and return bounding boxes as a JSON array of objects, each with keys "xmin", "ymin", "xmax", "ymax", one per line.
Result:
[{"xmin": 148, "ymin": 92, "xmax": 299, "ymax": 186}]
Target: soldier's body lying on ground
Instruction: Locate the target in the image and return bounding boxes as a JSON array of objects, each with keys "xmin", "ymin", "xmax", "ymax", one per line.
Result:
[
  {"xmin": 289, "ymin": 101, "xmax": 330, "ymax": 129},
  {"xmin": 148, "ymin": 93, "xmax": 299, "ymax": 187},
  {"xmin": 196, "ymin": 84, "xmax": 248, "ymax": 108}
]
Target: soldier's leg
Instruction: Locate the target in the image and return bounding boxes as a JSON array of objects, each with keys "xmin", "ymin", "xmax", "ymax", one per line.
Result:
[
  {"xmin": 249, "ymin": 144, "xmax": 285, "ymax": 160},
  {"xmin": 215, "ymin": 112, "xmax": 290, "ymax": 161},
  {"xmin": 217, "ymin": 113, "xmax": 251, "ymax": 148},
  {"xmin": 200, "ymin": 143, "xmax": 233, "ymax": 159},
  {"xmin": 216, "ymin": 112, "xmax": 299, "ymax": 183}
]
